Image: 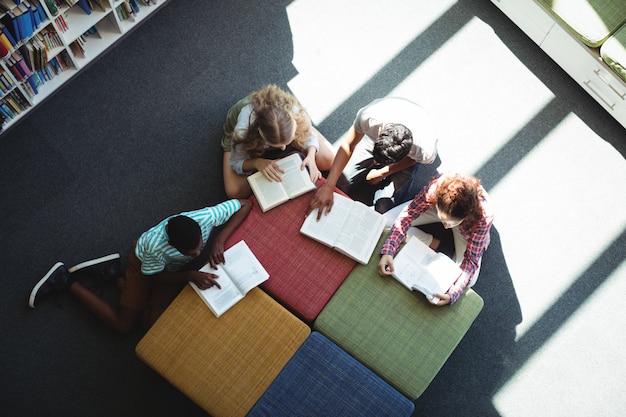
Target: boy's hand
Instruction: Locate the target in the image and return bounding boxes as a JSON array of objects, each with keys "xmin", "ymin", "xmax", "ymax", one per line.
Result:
[
  {"xmin": 189, "ymin": 270, "xmax": 221, "ymax": 290},
  {"xmin": 208, "ymin": 239, "xmax": 226, "ymax": 269},
  {"xmin": 307, "ymin": 183, "xmax": 334, "ymax": 220}
]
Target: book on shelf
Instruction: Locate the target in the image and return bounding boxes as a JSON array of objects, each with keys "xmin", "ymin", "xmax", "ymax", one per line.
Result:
[
  {"xmin": 116, "ymin": 1, "xmax": 136, "ymax": 22},
  {"xmin": 189, "ymin": 240, "xmax": 269, "ymax": 318},
  {"xmin": 76, "ymin": 0, "xmax": 91, "ymax": 15},
  {"xmin": 300, "ymin": 192, "xmax": 385, "ymax": 264},
  {"xmin": 2, "ymin": 26, "xmax": 18, "ymax": 48},
  {"xmin": 0, "ymin": 1, "xmax": 14, "ymax": 13},
  {"xmin": 390, "ymin": 236, "xmax": 461, "ymax": 302},
  {"xmin": 90, "ymin": 0, "xmax": 107, "ymax": 12},
  {"xmin": 247, "ymin": 152, "xmax": 316, "ymax": 212},
  {"xmin": 1, "ymin": 11, "xmax": 21, "ymax": 43},
  {"xmin": 42, "ymin": 0, "xmax": 58, "ymax": 16},
  {"xmin": 0, "ymin": 101, "xmax": 16, "ymax": 119}
]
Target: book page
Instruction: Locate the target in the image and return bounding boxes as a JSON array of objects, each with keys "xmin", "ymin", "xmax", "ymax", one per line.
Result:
[
  {"xmin": 191, "ymin": 241, "xmax": 268, "ymax": 317},
  {"xmin": 300, "ymin": 193, "xmax": 353, "ymax": 246},
  {"xmin": 221, "ymin": 240, "xmax": 269, "ymax": 294},
  {"xmin": 333, "ymin": 200, "xmax": 384, "ymax": 263},
  {"xmin": 392, "ymin": 238, "xmax": 459, "ymax": 298},
  {"xmin": 194, "ymin": 263, "xmax": 244, "ymax": 317},
  {"xmin": 275, "ymin": 153, "xmax": 315, "ymax": 198},
  {"xmin": 247, "ymin": 172, "xmax": 289, "ymax": 212},
  {"xmin": 392, "ymin": 243, "xmax": 439, "ymax": 297}
]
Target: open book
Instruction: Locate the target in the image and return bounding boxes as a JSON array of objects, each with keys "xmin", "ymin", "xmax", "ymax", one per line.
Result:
[
  {"xmin": 300, "ymin": 192, "xmax": 385, "ymax": 264},
  {"xmin": 391, "ymin": 237, "xmax": 461, "ymax": 302},
  {"xmin": 190, "ymin": 240, "xmax": 269, "ymax": 317},
  {"xmin": 247, "ymin": 153, "xmax": 316, "ymax": 212}
]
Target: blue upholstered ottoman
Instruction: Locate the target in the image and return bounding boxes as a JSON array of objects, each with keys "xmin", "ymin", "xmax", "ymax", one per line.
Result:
[{"xmin": 246, "ymin": 332, "xmax": 415, "ymax": 417}]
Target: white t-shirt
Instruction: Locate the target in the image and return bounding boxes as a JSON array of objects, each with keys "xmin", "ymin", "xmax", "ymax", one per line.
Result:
[{"xmin": 353, "ymin": 97, "xmax": 438, "ymax": 164}]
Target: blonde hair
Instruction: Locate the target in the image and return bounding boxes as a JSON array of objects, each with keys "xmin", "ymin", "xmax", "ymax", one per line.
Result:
[{"xmin": 233, "ymin": 85, "xmax": 311, "ymax": 158}]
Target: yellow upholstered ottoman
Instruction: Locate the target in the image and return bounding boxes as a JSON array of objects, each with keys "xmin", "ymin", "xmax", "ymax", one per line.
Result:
[{"xmin": 136, "ymin": 285, "xmax": 310, "ymax": 417}]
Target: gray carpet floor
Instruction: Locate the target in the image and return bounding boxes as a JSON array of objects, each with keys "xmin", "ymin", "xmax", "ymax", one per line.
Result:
[{"xmin": 1, "ymin": 0, "xmax": 625, "ymax": 416}]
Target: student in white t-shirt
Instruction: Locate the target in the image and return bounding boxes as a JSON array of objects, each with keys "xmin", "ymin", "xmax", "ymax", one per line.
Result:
[{"xmin": 307, "ymin": 97, "xmax": 438, "ymax": 217}]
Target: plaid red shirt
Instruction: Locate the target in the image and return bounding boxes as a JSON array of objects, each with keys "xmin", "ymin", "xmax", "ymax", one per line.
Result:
[{"xmin": 381, "ymin": 177, "xmax": 493, "ymax": 303}]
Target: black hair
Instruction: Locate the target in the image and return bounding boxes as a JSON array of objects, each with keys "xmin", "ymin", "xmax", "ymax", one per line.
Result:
[
  {"xmin": 372, "ymin": 123, "xmax": 413, "ymax": 165},
  {"xmin": 167, "ymin": 216, "xmax": 202, "ymax": 251}
]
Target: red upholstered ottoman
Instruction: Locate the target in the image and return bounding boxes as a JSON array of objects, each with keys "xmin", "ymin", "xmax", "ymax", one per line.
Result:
[{"xmin": 225, "ymin": 183, "xmax": 356, "ymax": 323}]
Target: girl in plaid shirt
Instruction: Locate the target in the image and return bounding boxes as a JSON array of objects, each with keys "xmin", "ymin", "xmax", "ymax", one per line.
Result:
[{"xmin": 378, "ymin": 173, "xmax": 493, "ymax": 305}]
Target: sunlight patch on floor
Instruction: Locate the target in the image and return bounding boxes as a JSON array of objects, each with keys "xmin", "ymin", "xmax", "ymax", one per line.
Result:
[
  {"xmin": 494, "ymin": 260, "xmax": 626, "ymax": 417},
  {"xmin": 286, "ymin": 0, "xmax": 457, "ymax": 124},
  {"xmin": 388, "ymin": 16, "xmax": 555, "ymax": 175},
  {"xmin": 490, "ymin": 114, "xmax": 626, "ymax": 339}
]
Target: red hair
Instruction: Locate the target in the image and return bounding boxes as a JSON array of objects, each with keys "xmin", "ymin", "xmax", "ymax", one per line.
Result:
[{"xmin": 427, "ymin": 174, "xmax": 484, "ymax": 228}]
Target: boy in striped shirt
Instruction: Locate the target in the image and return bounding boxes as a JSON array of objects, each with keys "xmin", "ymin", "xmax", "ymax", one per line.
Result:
[{"xmin": 29, "ymin": 198, "xmax": 252, "ymax": 334}]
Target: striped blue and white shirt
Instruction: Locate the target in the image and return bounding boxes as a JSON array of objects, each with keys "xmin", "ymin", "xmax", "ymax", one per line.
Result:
[{"xmin": 134, "ymin": 199, "xmax": 242, "ymax": 275}]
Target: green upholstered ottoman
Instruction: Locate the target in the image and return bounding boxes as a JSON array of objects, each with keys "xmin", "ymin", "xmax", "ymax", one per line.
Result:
[
  {"xmin": 602, "ymin": 24, "xmax": 626, "ymax": 82},
  {"xmin": 136, "ymin": 285, "xmax": 310, "ymax": 417},
  {"xmin": 536, "ymin": 0, "xmax": 626, "ymax": 47},
  {"xmin": 314, "ymin": 234, "xmax": 484, "ymax": 399}
]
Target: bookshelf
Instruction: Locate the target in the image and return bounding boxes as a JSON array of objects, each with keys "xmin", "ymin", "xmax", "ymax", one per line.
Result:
[{"xmin": 0, "ymin": 0, "xmax": 169, "ymax": 134}]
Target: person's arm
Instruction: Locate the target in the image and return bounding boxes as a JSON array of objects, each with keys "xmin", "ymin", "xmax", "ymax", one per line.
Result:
[
  {"xmin": 301, "ymin": 145, "xmax": 322, "ymax": 182},
  {"xmin": 366, "ymin": 156, "xmax": 417, "ymax": 185},
  {"xmin": 207, "ymin": 199, "xmax": 252, "ymax": 268},
  {"xmin": 444, "ymin": 219, "xmax": 492, "ymax": 304},
  {"xmin": 307, "ymin": 126, "xmax": 364, "ymax": 219}
]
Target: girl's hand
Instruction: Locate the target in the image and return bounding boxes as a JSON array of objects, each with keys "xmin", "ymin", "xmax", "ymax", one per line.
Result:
[
  {"xmin": 428, "ymin": 292, "xmax": 451, "ymax": 306},
  {"xmin": 302, "ymin": 155, "xmax": 322, "ymax": 182},
  {"xmin": 378, "ymin": 255, "xmax": 394, "ymax": 276},
  {"xmin": 256, "ymin": 159, "xmax": 284, "ymax": 182}
]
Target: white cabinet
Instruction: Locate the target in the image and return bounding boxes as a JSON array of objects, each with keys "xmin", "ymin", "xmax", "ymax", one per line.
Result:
[
  {"xmin": 490, "ymin": 0, "xmax": 626, "ymax": 129},
  {"xmin": 0, "ymin": 0, "xmax": 169, "ymax": 133},
  {"xmin": 541, "ymin": 22, "xmax": 626, "ymax": 127}
]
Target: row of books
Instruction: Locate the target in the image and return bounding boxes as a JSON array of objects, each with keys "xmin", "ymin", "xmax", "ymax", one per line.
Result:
[
  {"xmin": 43, "ymin": 0, "xmax": 105, "ymax": 16},
  {"xmin": 0, "ymin": 66, "xmax": 16, "ymax": 94},
  {"xmin": 0, "ymin": 87, "xmax": 30, "ymax": 123},
  {"xmin": 0, "ymin": 49, "xmax": 73, "ymax": 125},
  {"xmin": 68, "ymin": 24, "xmax": 98, "ymax": 58},
  {"xmin": 116, "ymin": 0, "xmax": 158, "ymax": 23},
  {"xmin": 33, "ymin": 24, "xmax": 62, "ymax": 50},
  {"xmin": 0, "ymin": 0, "xmax": 48, "ymax": 48},
  {"xmin": 71, "ymin": 0, "xmax": 107, "ymax": 15},
  {"xmin": 115, "ymin": 0, "xmax": 138, "ymax": 22}
]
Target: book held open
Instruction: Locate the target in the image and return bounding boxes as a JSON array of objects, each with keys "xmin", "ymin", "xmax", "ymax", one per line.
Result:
[
  {"xmin": 300, "ymin": 192, "xmax": 385, "ymax": 264},
  {"xmin": 391, "ymin": 236, "xmax": 460, "ymax": 302},
  {"xmin": 190, "ymin": 240, "xmax": 269, "ymax": 317},
  {"xmin": 247, "ymin": 153, "xmax": 316, "ymax": 212}
]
